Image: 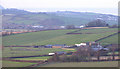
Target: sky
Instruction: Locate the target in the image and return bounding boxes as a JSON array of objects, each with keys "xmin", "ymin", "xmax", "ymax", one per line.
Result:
[{"xmin": 0, "ymin": 0, "xmax": 119, "ymax": 15}]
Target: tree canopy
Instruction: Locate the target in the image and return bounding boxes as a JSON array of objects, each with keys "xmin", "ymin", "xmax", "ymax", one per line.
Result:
[{"xmin": 87, "ymin": 19, "xmax": 108, "ymax": 27}]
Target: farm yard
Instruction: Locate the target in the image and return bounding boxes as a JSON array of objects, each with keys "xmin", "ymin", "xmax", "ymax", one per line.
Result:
[{"xmin": 2, "ymin": 28, "xmax": 119, "ymax": 67}]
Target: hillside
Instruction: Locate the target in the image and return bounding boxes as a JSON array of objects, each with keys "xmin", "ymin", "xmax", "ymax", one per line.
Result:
[
  {"xmin": 3, "ymin": 28, "xmax": 118, "ymax": 46},
  {"xmin": 2, "ymin": 9, "xmax": 118, "ymax": 27}
]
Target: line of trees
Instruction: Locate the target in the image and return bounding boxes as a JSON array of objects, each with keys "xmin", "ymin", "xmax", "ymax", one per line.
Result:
[
  {"xmin": 86, "ymin": 19, "xmax": 109, "ymax": 27},
  {"xmin": 48, "ymin": 45, "xmax": 118, "ymax": 62}
]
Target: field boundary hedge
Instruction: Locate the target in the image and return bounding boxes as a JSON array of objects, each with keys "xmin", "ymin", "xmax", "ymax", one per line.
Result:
[{"xmin": 95, "ymin": 32, "xmax": 119, "ymax": 42}]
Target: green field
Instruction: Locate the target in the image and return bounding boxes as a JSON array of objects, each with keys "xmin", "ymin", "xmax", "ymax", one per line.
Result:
[
  {"xmin": 39, "ymin": 61, "xmax": 118, "ymax": 67},
  {"xmin": 3, "ymin": 47, "xmax": 76, "ymax": 57},
  {"xmin": 3, "ymin": 28, "xmax": 118, "ymax": 46},
  {"xmin": 75, "ymin": 28, "xmax": 118, "ymax": 33},
  {"xmin": 2, "ymin": 28, "xmax": 119, "ymax": 67},
  {"xmin": 98, "ymin": 33, "xmax": 119, "ymax": 45},
  {"xmin": 13, "ymin": 56, "xmax": 51, "ymax": 61},
  {"xmin": 2, "ymin": 60, "xmax": 37, "ymax": 67}
]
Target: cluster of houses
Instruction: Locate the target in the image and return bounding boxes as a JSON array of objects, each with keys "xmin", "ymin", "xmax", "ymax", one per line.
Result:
[
  {"xmin": 34, "ymin": 44, "xmax": 72, "ymax": 48},
  {"xmin": 75, "ymin": 42, "xmax": 109, "ymax": 51},
  {"xmin": 33, "ymin": 42, "xmax": 109, "ymax": 56},
  {"xmin": 34, "ymin": 42, "xmax": 109, "ymax": 51},
  {"xmin": 31, "ymin": 25, "xmax": 85, "ymax": 30}
]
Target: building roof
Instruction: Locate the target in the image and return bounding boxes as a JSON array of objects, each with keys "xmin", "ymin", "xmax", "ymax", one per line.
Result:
[
  {"xmin": 56, "ymin": 51, "xmax": 66, "ymax": 54},
  {"xmin": 53, "ymin": 44, "xmax": 66, "ymax": 46}
]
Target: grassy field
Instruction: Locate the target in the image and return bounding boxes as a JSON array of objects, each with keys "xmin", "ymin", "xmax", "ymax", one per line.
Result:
[
  {"xmin": 2, "ymin": 28, "xmax": 118, "ymax": 46},
  {"xmin": 2, "ymin": 28, "xmax": 119, "ymax": 67},
  {"xmin": 3, "ymin": 29, "xmax": 75, "ymax": 46},
  {"xmin": 2, "ymin": 47, "xmax": 76, "ymax": 57},
  {"xmin": 39, "ymin": 61, "xmax": 118, "ymax": 67},
  {"xmin": 98, "ymin": 33, "xmax": 119, "ymax": 45},
  {"xmin": 2, "ymin": 60, "xmax": 37, "ymax": 67},
  {"xmin": 75, "ymin": 28, "xmax": 118, "ymax": 33},
  {"xmin": 13, "ymin": 56, "xmax": 51, "ymax": 61}
]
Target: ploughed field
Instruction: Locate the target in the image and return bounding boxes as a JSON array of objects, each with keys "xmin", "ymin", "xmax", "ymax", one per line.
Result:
[{"xmin": 3, "ymin": 28, "xmax": 118, "ymax": 46}]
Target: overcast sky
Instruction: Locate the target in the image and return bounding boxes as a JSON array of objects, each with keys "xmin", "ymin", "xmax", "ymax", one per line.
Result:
[{"xmin": 0, "ymin": 0, "xmax": 119, "ymax": 15}]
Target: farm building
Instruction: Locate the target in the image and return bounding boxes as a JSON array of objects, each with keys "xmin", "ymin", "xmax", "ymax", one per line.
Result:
[
  {"xmin": 76, "ymin": 42, "xmax": 109, "ymax": 51},
  {"xmin": 75, "ymin": 43, "xmax": 87, "ymax": 47},
  {"xmin": 48, "ymin": 51, "xmax": 66, "ymax": 55},
  {"xmin": 49, "ymin": 53, "xmax": 55, "ymax": 56},
  {"xmin": 56, "ymin": 51, "xmax": 66, "ymax": 55},
  {"xmin": 52, "ymin": 44, "xmax": 66, "ymax": 48},
  {"xmin": 44, "ymin": 45, "xmax": 53, "ymax": 48}
]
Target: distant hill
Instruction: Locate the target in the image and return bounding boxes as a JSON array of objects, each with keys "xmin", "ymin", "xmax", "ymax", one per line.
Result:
[
  {"xmin": 2, "ymin": 8, "xmax": 118, "ymax": 27},
  {"xmin": 2, "ymin": 8, "xmax": 31, "ymax": 14}
]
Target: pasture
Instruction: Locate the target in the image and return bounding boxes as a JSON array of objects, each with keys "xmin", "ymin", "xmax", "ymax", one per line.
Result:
[
  {"xmin": 74, "ymin": 28, "xmax": 118, "ymax": 34},
  {"xmin": 2, "ymin": 60, "xmax": 37, "ymax": 67},
  {"xmin": 2, "ymin": 28, "xmax": 119, "ymax": 67},
  {"xmin": 39, "ymin": 61, "xmax": 118, "ymax": 67},
  {"xmin": 98, "ymin": 33, "xmax": 119, "ymax": 45},
  {"xmin": 2, "ymin": 28, "xmax": 118, "ymax": 46},
  {"xmin": 2, "ymin": 47, "xmax": 76, "ymax": 57},
  {"xmin": 13, "ymin": 56, "xmax": 51, "ymax": 61}
]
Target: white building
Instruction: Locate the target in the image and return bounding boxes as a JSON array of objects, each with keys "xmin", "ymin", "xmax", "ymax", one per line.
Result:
[
  {"xmin": 60, "ymin": 26, "xmax": 65, "ymax": 29},
  {"xmin": 80, "ymin": 25, "xmax": 85, "ymax": 28},
  {"xmin": 75, "ymin": 43, "xmax": 87, "ymax": 47},
  {"xmin": 32, "ymin": 26, "xmax": 44, "ymax": 28},
  {"xmin": 48, "ymin": 53, "xmax": 55, "ymax": 55}
]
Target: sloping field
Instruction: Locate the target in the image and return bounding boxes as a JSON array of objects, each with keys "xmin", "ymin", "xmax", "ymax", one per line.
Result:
[
  {"xmin": 2, "ymin": 60, "xmax": 37, "ymax": 67},
  {"xmin": 3, "ymin": 47, "xmax": 74, "ymax": 57},
  {"xmin": 73, "ymin": 28, "xmax": 118, "ymax": 34},
  {"xmin": 3, "ymin": 28, "xmax": 118, "ymax": 46},
  {"xmin": 39, "ymin": 61, "xmax": 118, "ymax": 67},
  {"xmin": 13, "ymin": 56, "xmax": 51, "ymax": 61},
  {"xmin": 3, "ymin": 29, "xmax": 75, "ymax": 46},
  {"xmin": 98, "ymin": 33, "xmax": 119, "ymax": 45}
]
